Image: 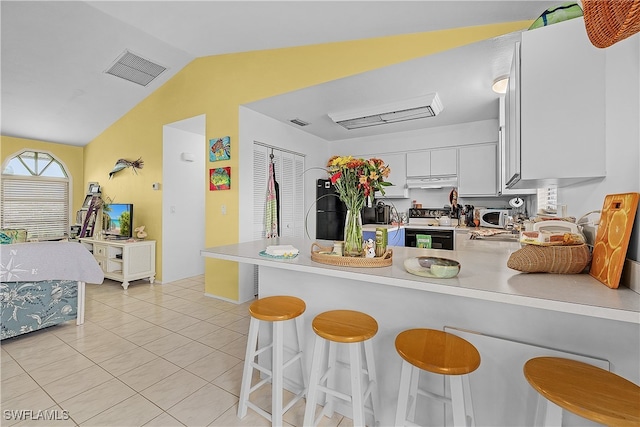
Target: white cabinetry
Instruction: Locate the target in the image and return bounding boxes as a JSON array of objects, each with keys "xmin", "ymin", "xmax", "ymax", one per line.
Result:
[
  {"xmin": 353, "ymin": 152, "xmax": 408, "ymax": 198},
  {"xmin": 406, "ymin": 148, "xmax": 457, "ymax": 177},
  {"xmin": 81, "ymin": 238, "xmax": 156, "ymax": 290},
  {"xmin": 458, "ymin": 143, "xmax": 498, "ymax": 197},
  {"xmin": 505, "ymin": 17, "xmax": 606, "ymax": 189}
]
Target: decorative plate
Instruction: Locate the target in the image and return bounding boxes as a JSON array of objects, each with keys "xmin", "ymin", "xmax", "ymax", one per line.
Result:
[
  {"xmin": 404, "ymin": 256, "xmax": 460, "ymax": 279},
  {"xmin": 259, "ymin": 250, "xmax": 299, "ymax": 260}
]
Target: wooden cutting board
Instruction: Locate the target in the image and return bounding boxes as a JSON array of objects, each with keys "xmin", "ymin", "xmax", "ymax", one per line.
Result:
[{"xmin": 589, "ymin": 192, "xmax": 640, "ymax": 288}]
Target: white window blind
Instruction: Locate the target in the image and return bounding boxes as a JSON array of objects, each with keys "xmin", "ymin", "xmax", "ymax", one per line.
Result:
[
  {"xmin": 252, "ymin": 143, "xmax": 305, "ymax": 239},
  {"xmin": 1, "ymin": 177, "xmax": 69, "ymax": 239},
  {"xmin": 537, "ymin": 185, "xmax": 558, "ymax": 215}
]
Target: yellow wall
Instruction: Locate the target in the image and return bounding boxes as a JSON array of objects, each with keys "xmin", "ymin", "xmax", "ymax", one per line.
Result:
[
  {"xmin": 1, "ymin": 135, "xmax": 85, "ymax": 216},
  {"xmin": 83, "ymin": 22, "xmax": 530, "ymax": 296}
]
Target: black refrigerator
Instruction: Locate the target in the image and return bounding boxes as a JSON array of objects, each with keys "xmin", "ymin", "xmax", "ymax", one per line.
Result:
[{"xmin": 316, "ymin": 179, "xmax": 346, "ymax": 241}]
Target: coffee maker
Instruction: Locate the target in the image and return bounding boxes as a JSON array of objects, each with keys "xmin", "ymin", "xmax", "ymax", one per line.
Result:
[{"xmin": 375, "ymin": 201, "xmax": 391, "ymax": 224}]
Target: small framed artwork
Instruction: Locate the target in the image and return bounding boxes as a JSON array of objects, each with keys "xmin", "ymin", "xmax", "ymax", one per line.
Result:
[
  {"xmin": 210, "ymin": 167, "xmax": 231, "ymax": 191},
  {"xmin": 81, "ymin": 195, "xmax": 93, "ymax": 209},
  {"xmin": 209, "ymin": 136, "xmax": 230, "ymax": 162},
  {"xmin": 87, "ymin": 182, "xmax": 101, "ymax": 194}
]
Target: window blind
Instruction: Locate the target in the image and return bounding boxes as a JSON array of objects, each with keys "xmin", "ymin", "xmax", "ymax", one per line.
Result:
[
  {"xmin": 537, "ymin": 185, "xmax": 558, "ymax": 215},
  {"xmin": 1, "ymin": 177, "xmax": 69, "ymax": 239}
]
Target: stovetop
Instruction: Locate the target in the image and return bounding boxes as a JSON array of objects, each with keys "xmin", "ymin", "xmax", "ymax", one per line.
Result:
[{"xmin": 408, "ymin": 208, "xmax": 452, "ymax": 218}]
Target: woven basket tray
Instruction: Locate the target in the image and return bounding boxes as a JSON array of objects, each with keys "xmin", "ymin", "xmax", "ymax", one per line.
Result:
[
  {"xmin": 507, "ymin": 243, "xmax": 591, "ymax": 274},
  {"xmin": 311, "ymin": 242, "xmax": 393, "ymax": 268}
]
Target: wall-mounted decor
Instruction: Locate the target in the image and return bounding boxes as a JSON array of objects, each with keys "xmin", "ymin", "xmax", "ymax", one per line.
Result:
[
  {"xmin": 87, "ymin": 182, "xmax": 101, "ymax": 194},
  {"xmin": 210, "ymin": 167, "xmax": 231, "ymax": 191},
  {"xmin": 209, "ymin": 136, "xmax": 230, "ymax": 162},
  {"xmin": 109, "ymin": 157, "xmax": 144, "ymax": 179}
]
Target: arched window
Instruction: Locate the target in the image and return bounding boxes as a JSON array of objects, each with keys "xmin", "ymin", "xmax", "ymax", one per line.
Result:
[{"xmin": 1, "ymin": 150, "xmax": 70, "ymax": 240}]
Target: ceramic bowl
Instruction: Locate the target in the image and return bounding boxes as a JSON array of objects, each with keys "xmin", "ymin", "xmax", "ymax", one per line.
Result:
[{"xmin": 417, "ymin": 257, "xmax": 460, "ymax": 278}]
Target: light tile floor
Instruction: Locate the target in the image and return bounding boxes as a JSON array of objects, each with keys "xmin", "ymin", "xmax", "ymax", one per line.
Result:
[{"xmin": 1, "ymin": 277, "xmax": 352, "ymax": 427}]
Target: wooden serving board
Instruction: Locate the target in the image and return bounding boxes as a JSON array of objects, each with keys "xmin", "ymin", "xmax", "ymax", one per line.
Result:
[{"xmin": 589, "ymin": 192, "xmax": 640, "ymax": 288}]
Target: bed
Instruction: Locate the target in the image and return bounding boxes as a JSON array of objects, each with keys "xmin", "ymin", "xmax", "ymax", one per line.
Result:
[{"xmin": 1, "ymin": 241, "xmax": 104, "ymax": 340}]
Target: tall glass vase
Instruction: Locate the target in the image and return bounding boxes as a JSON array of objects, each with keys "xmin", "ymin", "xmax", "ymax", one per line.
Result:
[{"xmin": 343, "ymin": 209, "xmax": 364, "ymax": 257}]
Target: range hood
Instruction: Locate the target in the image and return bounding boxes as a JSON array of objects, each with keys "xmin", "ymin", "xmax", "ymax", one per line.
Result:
[
  {"xmin": 328, "ymin": 93, "xmax": 443, "ymax": 130},
  {"xmin": 406, "ymin": 176, "xmax": 458, "ymax": 189}
]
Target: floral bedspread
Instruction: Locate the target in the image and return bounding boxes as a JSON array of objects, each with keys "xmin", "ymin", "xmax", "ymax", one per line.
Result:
[{"xmin": 1, "ymin": 280, "xmax": 79, "ymax": 340}]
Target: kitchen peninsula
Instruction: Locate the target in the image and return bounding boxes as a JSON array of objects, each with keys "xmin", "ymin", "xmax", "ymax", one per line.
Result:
[{"xmin": 202, "ymin": 237, "xmax": 639, "ymax": 426}]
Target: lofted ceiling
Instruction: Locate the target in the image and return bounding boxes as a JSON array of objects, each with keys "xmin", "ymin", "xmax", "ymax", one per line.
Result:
[{"xmin": 1, "ymin": 1, "xmax": 558, "ymax": 146}]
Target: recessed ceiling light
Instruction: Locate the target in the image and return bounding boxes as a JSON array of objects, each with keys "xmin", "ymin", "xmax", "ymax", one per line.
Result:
[{"xmin": 492, "ymin": 76, "xmax": 509, "ymax": 94}]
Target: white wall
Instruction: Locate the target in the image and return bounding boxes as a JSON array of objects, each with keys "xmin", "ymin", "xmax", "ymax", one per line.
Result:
[
  {"xmin": 162, "ymin": 118, "xmax": 206, "ymax": 283},
  {"xmin": 559, "ymin": 34, "xmax": 640, "ymax": 262}
]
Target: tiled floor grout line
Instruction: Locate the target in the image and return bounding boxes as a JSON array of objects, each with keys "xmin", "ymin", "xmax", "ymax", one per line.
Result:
[{"xmin": 1, "ymin": 277, "xmax": 350, "ymax": 427}]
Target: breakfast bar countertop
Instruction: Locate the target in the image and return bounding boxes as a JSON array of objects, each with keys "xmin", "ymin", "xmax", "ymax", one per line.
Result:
[{"xmin": 202, "ymin": 236, "xmax": 640, "ymax": 324}]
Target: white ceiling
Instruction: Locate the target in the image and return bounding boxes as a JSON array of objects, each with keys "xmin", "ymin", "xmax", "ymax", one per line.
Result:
[{"xmin": 1, "ymin": 1, "xmax": 558, "ymax": 146}]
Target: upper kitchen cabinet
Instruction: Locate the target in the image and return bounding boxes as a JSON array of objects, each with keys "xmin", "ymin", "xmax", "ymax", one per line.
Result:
[
  {"xmin": 458, "ymin": 143, "xmax": 498, "ymax": 197},
  {"xmin": 406, "ymin": 148, "xmax": 457, "ymax": 177},
  {"xmin": 366, "ymin": 152, "xmax": 408, "ymax": 198},
  {"xmin": 505, "ymin": 17, "xmax": 606, "ymax": 189}
]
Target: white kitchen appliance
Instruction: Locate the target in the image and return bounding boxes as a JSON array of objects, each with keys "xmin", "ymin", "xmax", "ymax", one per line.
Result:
[{"xmin": 479, "ymin": 209, "xmax": 510, "ymax": 228}]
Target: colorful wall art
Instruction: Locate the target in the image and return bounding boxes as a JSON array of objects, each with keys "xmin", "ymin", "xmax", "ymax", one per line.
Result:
[
  {"xmin": 209, "ymin": 136, "xmax": 230, "ymax": 161},
  {"xmin": 210, "ymin": 167, "xmax": 231, "ymax": 191}
]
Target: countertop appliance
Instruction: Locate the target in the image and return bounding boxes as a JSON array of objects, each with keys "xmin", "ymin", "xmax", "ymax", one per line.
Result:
[
  {"xmin": 375, "ymin": 201, "xmax": 391, "ymax": 224},
  {"xmin": 479, "ymin": 208, "xmax": 510, "ymax": 229},
  {"xmin": 316, "ymin": 179, "xmax": 346, "ymax": 240},
  {"xmin": 362, "ymin": 200, "xmax": 391, "ymax": 225},
  {"xmin": 405, "ymin": 208, "xmax": 455, "ymax": 250}
]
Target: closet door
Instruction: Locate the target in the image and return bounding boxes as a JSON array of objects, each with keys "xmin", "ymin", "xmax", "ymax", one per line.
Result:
[{"xmin": 252, "ymin": 144, "xmax": 305, "ymax": 239}]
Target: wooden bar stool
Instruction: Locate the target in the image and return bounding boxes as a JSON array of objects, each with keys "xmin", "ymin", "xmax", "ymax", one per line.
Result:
[
  {"xmin": 394, "ymin": 329, "xmax": 481, "ymax": 427},
  {"xmin": 238, "ymin": 295, "xmax": 307, "ymax": 426},
  {"xmin": 523, "ymin": 356, "xmax": 640, "ymax": 427},
  {"xmin": 303, "ymin": 309, "xmax": 380, "ymax": 427}
]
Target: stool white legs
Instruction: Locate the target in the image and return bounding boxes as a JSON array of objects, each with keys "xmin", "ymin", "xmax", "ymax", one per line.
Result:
[
  {"xmin": 304, "ymin": 336, "xmax": 378, "ymax": 427},
  {"xmin": 533, "ymin": 395, "xmax": 563, "ymax": 427},
  {"xmin": 395, "ymin": 359, "xmax": 476, "ymax": 427},
  {"xmin": 238, "ymin": 315, "xmax": 306, "ymax": 425}
]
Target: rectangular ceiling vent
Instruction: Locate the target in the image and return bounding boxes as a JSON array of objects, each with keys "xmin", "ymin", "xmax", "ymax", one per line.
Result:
[
  {"xmin": 328, "ymin": 93, "xmax": 443, "ymax": 130},
  {"xmin": 290, "ymin": 118, "xmax": 309, "ymax": 127},
  {"xmin": 105, "ymin": 50, "xmax": 167, "ymax": 87}
]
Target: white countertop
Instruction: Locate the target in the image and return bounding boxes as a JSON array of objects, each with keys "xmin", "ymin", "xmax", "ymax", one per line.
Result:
[{"xmin": 201, "ymin": 236, "xmax": 640, "ymax": 324}]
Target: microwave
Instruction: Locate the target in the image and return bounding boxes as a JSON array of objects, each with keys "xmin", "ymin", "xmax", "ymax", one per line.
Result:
[{"xmin": 479, "ymin": 209, "xmax": 510, "ymax": 228}]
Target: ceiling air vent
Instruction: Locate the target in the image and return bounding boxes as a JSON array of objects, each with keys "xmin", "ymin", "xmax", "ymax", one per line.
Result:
[
  {"xmin": 290, "ymin": 118, "xmax": 309, "ymax": 127},
  {"xmin": 105, "ymin": 50, "xmax": 167, "ymax": 86},
  {"xmin": 328, "ymin": 93, "xmax": 443, "ymax": 130}
]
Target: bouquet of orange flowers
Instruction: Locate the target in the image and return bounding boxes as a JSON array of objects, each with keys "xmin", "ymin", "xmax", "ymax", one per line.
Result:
[{"xmin": 326, "ymin": 156, "xmax": 392, "ymax": 256}]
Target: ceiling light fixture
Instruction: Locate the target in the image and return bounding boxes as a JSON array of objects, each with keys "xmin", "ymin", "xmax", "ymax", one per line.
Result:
[{"xmin": 492, "ymin": 76, "xmax": 509, "ymax": 94}]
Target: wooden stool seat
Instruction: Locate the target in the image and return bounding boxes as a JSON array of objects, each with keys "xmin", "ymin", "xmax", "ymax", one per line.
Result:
[
  {"xmin": 249, "ymin": 295, "xmax": 306, "ymax": 321},
  {"xmin": 395, "ymin": 328, "xmax": 481, "ymax": 376},
  {"xmin": 394, "ymin": 329, "xmax": 480, "ymax": 427},
  {"xmin": 524, "ymin": 356, "xmax": 640, "ymax": 427},
  {"xmin": 312, "ymin": 309, "xmax": 378, "ymax": 343},
  {"xmin": 238, "ymin": 296, "xmax": 307, "ymax": 426},
  {"xmin": 304, "ymin": 310, "xmax": 380, "ymax": 427}
]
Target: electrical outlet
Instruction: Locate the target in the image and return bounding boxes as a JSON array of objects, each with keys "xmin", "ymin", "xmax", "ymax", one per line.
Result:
[{"xmin": 221, "ymin": 205, "xmax": 227, "ymax": 215}]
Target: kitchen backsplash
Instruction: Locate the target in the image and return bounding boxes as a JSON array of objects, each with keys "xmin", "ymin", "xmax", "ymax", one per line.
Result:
[{"xmin": 378, "ymin": 188, "xmax": 530, "ymax": 219}]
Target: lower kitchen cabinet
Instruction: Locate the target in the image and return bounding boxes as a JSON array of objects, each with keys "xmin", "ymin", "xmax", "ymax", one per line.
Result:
[
  {"xmin": 363, "ymin": 227, "xmax": 405, "ymax": 246},
  {"xmin": 80, "ymin": 238, "xmax": 156, "ymax": 290},
  {"xmin": 458, "ymin": 143, "xmax": 498, "ymax": 197}
]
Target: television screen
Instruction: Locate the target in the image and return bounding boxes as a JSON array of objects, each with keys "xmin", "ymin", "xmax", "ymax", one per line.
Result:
[{"xmin": 104, "ymin": 203, "xmax": 133, "ymax": 238}]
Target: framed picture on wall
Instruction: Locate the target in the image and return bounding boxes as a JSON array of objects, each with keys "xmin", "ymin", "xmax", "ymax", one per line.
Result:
[
  {"xmin": 87, "ymin": 182, "xmax": 101, "ymax": 194},
  {"xmin": 209, "ymin": 136, "xmax": 230, "ymax": 162},
  {"xmin": 210, "ymin": 167, "xmax": 231, "ymax": 191}
]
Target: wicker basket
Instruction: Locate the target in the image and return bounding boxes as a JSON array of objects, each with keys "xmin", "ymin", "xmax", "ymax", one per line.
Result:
[
  {"xmin": 507, "ymin": 244, "xmax": 591, "ymax": 274},
  {"xmin": 583, "ymin": 0, "xmax": 640, "ymax": 48},
  {"xmin": 310, "ymin": 242, "xmax": 393, "ymax": 268}
]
